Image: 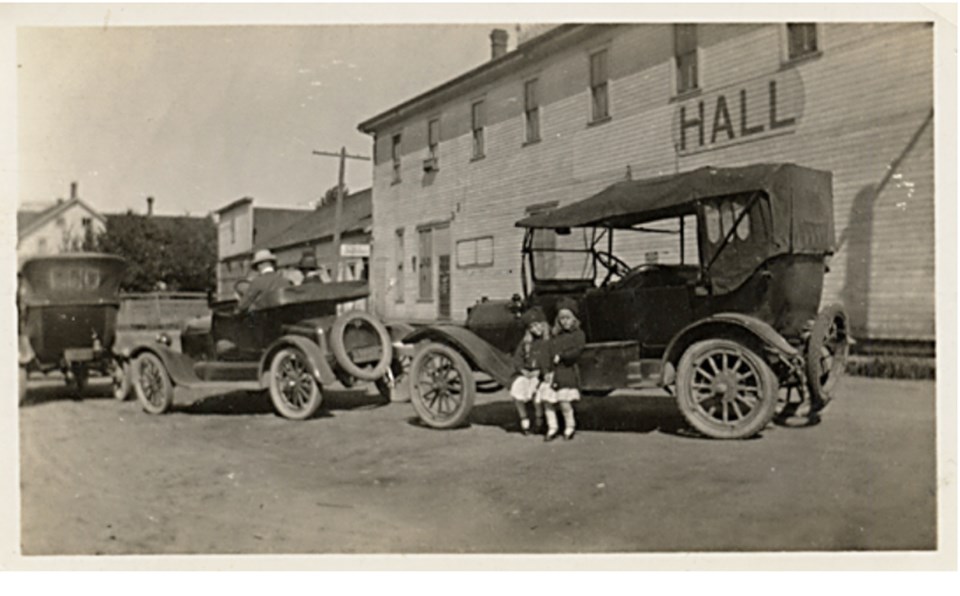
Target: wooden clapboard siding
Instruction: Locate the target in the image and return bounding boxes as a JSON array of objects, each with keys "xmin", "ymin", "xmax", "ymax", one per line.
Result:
[{"xmin": 366, "ymin": 22, "xmax": 934, "ymax": 340}]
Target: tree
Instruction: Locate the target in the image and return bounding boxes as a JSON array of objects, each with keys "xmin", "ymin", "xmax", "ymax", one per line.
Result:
[
  {"xmin": 319, "ymin": 184, "xmax": 348, "ymax": 209},
  {"xmin": 96, "ymin": 211, "xmax": 216, "ymax": 292}
]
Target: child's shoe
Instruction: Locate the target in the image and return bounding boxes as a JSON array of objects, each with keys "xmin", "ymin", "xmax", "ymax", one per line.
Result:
[
  {"xmin": 544, "ymin": 429, "xmax": 559, "ymax": 442},
  {"xmin": 519, "ymin": 419, "xmax": 532, "ymax": 436},
  {"xmin": 563, "ymin": 428, "xmax": 576, "ymax": 441}
]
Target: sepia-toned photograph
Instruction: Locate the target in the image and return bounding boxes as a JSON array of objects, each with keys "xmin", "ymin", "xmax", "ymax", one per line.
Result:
[{"xmin": 2, "ymin": 3, "xmax": 955, "ymax": 569}]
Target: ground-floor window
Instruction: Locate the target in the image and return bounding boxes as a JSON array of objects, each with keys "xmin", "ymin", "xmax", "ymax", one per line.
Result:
[{"xmin": 418, "ymin": 227, "xmax": 433, "ymax": 301}]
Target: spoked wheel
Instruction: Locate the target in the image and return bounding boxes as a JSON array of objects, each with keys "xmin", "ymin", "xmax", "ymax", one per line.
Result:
[
  {"xmin": 676, "ymin": 339, "xmax": 779, "ymax": 439},
  {"xmin": 110, "ymin": 359, "xmax": 132, "ymax": 401},
  {"xmin": 268, "ymin": 347, "xmax": 323, "ymax": 420},
  {"xmin": 409, "ymin": 342, "xmax": 475, "ymax": 429},
  {"xmin": 806, "ymin": 304, "xmax": 849, "ymax": 411},
  {"xmin": 132, "ymin": 352, "xmax": 174, "ymax": 415}
]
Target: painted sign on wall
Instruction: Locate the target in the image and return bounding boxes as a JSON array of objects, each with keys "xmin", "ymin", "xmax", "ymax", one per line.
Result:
[{"xmin": 672, "ymin": 69, "xmax": 805, "ymax": 155}]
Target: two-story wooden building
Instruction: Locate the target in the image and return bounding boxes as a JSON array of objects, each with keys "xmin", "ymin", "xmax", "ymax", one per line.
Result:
[{"xmin": 358, "ymin": 23, "xmax": 934, "ymax": 344}]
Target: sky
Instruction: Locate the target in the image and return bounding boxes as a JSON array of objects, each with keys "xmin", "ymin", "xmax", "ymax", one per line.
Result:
[{"xmin": 16, "ymin": 23, "xmax": 511, "ymax": 215}]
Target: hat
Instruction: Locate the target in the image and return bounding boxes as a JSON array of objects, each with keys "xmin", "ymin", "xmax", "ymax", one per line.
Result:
[
  {"xmin": 298, "ymin": 251, "xmax": 318, "ymax": 271},
  {"xmin": 520, "ymin": 306, "xmax": 547, "ymax": 326},
  {"xmin": 251, "ymin": 249, "xmax": 277, "ymax": 267},
  {"xmin": 555, "ymin": 297, "xmax": 579, "ymax": 318}
]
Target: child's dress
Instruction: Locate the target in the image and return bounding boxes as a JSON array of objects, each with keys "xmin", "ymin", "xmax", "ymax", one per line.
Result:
[
  {"xmin": 541, "ymin": 327, "xmax": 586, "ymax": 403},
  {"xmin": 509, "ymin": 336, "xmax": 551, "ymax": 403}
]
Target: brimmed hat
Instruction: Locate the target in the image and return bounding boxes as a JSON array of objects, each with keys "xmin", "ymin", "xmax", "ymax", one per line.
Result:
[
  {"xmin": 520, "ymin": 306, "xmax": 547, "ymax": 326},
  {"xmin": 251, "ymin": 249, "xmax": 277, "ymax": 267},
  {"xmin": 555, "ymin": 297, "xmax": 579, "ymax": 318},
  {"xmin": 298, "ymin": 251, "xmax": 318, "ymax": 271}
]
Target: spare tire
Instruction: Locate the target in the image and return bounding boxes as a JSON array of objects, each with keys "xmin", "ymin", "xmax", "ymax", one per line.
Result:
[{"xmin": 329, "ymin": 311, "xmax": 393, "ymax": 381}]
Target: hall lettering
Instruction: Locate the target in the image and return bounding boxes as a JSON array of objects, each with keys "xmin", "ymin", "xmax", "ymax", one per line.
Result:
[{"xmin": 678, "ymin": 79, "xmax": 794, "ymax": 151}]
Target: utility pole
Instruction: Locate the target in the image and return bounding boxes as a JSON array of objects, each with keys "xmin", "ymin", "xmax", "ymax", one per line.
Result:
[{"xmin": 311, "ymin": 147, "xmax": 371, "ymax": 281}]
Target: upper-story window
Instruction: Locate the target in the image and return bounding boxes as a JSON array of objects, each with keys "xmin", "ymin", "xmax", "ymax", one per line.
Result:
[
  {"xmin": 787, "ymin": 23, "xmax": 819, "ymax": 60},
  {"xmin": 428, "ymin": 118, "xmax": 440, "ymax": 161},
  {"xmin": 524, "ymin": 78, "xmax": 541, "ymax": 143},
  {"xmin": 589, "ymin": 49, "xmax": 609, "ymax": 122},
  {"xmin": 229, "ymin": 218, "xmax": 236, "ymax": 244},
  {"xmin": 391, "ymin": 132, "xmax": 402, "ymax": 183},
  {"xmin": 471, "ymin": 100, "xmax": 485, "ymax": 159},
  {"xmin": 674, "ymin": 24, "xmax": 698, "ymax": 94}
]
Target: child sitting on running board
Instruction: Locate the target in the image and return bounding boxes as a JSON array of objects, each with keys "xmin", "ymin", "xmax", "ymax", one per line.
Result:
[
  {"xmin": 543, "ymin": 297, "xmax": 586, "ymax": 441},
  {"xmin": 509, "ymin": 306, "xmax": 550, "ymax": 435}
]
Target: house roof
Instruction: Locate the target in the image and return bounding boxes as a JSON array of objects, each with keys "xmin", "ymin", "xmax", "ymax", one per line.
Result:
[
  {"xmin": 252, "ymin": 206, "xmax": 315, "ymax": 248},
  {"xmin": 357, "ymin": 24, "xmax": 600, "ymax": 133},
  {"xmin": 214, "ymin": 196, "xmax": 254, "ymax": 215},
  {"xmin": 257, "ymin": 188, "xmax": 372, "ymax": 252},
  {"xmin": 17, "ymin": 198, "xmax": 106, "ymax": 240}
]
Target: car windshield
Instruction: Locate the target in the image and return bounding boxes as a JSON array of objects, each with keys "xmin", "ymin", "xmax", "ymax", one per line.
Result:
[
  {"xmin": 528, "ymin": 227, "xmax": 595, "ymax": 281},
  {"xmin": 527, "ymin": 213, "xmax": 700, "ymax": 283}
]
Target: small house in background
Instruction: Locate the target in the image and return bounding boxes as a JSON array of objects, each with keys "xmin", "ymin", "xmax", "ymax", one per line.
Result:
[
  {"xmin": 213, "ymin": 197, "xmax": 310, "ymax": 299},
  {"xmin": 257, "ymin": 188, "xmax": 372, "ymax": 284},
  {"xmin": 17, "ymin": 182, "xmax": 106, "ymax": 266}
]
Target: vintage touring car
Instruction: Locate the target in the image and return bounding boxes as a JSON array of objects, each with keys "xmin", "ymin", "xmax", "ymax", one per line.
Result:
[
  {"xmin": 403, "ymin": 163, "xmax": 850, "ymax": 439},
  {"xmin": 125, "ymin": 280, "xmax": 405, "ymax": 420},
  {"xmin": 18, "ymin": 253, "xmax": 130, "ymax": 403}
]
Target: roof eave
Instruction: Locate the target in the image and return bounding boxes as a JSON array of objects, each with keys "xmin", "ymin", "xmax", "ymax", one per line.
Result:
[{"xmin": 357, "ymin": 24, "xmax": 595, "ymax": 134}]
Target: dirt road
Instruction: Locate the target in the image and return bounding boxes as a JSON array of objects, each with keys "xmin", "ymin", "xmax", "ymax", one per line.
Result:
[{"xmin": 19, "ymin": 375, "xmax": 936, "ymax": 554}]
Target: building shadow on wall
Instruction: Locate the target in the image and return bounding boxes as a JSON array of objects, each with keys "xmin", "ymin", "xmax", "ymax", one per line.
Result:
[
  {"xmin": 839, "ymin": 184, "xmax": 875, "ymax": 339},
  {"xmin": 837, "ymin": 108, "xmax": 933, "ymax": 340}
]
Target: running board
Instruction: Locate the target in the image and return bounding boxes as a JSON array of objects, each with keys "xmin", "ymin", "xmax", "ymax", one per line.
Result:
[{"xmin": 176, "ymin": 380, "xmax": 263, "ymax": 391}]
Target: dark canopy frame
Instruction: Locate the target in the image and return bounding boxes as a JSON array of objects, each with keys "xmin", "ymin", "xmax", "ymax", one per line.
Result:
[{"xmin": 516, "ymin": 163, "xmax": 835, "ymax": 295}]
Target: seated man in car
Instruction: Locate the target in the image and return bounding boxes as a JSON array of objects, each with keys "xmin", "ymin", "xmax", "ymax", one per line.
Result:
[
  {"xmin": 298, "ymin": 251, "xmax": 325, "ymax": 284},
  {"xmin": 236, "ymin": 249, "xmax": 291, "ymax": 312}
]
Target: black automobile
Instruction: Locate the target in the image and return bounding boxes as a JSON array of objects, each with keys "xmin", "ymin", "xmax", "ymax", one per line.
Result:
[
  {"xmin": 18, "ymin": 253, "xmax": 129, "ymax": 402},
  {"xmin": 125, "ymin": 280, "xmax": 406, "ymax": 420},
  {"xmin": 403, "ymin": 163, "xmax": 850, "ymax": 439}
]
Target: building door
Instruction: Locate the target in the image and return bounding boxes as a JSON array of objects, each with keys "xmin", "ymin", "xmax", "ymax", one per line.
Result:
[{"xmin": 435, "ymin": 224, "xmax": 452, "ymax": 319}]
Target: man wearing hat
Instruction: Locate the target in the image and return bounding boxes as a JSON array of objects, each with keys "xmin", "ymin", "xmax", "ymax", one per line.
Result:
[
  {"xmin": 298, "ymin": 251, "xmax": 327, "ymax": 285},
  {"xmin": 236, "ymin": 249, "xmax": 291, "ymax": 312}
]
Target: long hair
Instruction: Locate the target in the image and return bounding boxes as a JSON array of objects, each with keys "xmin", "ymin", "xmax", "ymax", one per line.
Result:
[
  {"xmin": 552, "ymin": 311, "xmax": 581, "ymax": 336},
  {"xmin": 521, "ymin": 321, "xmax": 551, "ymax": 349}
]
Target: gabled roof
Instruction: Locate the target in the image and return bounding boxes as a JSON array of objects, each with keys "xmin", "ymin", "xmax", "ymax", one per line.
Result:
[
  {"xmin": 17, "ymin": 198, "xmax": 106, "ymax": 240},
  {"xmin": 257, "ymin": 188, "xmax": 372, "ymax": 252},
  {"xmin": 252, "ymin": 206, "xmax": 314, "ymax": 247},
  {"xmin": 214, "ymin": 196, "xmax": 254, "ymax": 215}
]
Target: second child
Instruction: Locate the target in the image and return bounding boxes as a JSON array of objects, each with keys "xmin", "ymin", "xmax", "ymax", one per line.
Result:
[
  {"xmin": 542, "ymin": 297, "xmax": 586, "ymax": 441},
  {"xmin": 509, "ymin": 307, "xmax": 551, "ymax": 435}
]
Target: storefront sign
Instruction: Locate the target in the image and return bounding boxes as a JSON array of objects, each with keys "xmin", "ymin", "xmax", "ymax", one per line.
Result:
[
  {"xmin": 340, "ymin": 243, "xmax": 371, "ymax": 258},
  {"xmin": 672, "ymin": 69, "xmax": 804, "ymax": 155}
]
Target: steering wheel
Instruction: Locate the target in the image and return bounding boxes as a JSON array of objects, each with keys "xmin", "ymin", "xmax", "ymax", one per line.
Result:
[{"xmin": 595, "ymin": 251, "xmax": 631, "ymax": 285}]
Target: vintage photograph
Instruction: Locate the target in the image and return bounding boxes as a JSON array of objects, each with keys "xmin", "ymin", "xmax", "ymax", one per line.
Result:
[{"xmin": 4, "ymin": 4, "xmax": 953, "ymax": 567}]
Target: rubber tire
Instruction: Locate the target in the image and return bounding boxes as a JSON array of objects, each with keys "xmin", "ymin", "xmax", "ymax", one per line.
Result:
[
  {"xmin": 329, "ymin": 311, "xmax": 393, "ymax": 382},
  {"xmin": 112, "ymin": 360, "xmax": 132, "ymax": 401},
  {"xmin": 805, "ymin": 304, "xmax": 849, "ymax": 409},
  {"xmin": 675, "ymin": 339, "xmax": 779, "ymax": 440},
  {"xmin": 409, "ymin": 342, "xmax": 476, "ymax": 429},
  {"xmin": 268, "ymin": 346, "xmax": 323, "ymax": 420},
  {"xmin": 18, "ymin": 366, "xmax": 28, "ymax": 405},
  {"xmin": 133, "ymin": 352, "xmax": 175, "ymax": 415}
]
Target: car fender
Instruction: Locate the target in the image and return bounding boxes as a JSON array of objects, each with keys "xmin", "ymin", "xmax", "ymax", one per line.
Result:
[
  {"xmin": 403, "ymin": 324, "xmax": 516, "ymax": 386},
  {"xmin": 662, "ymin": 313, "xmax": 799, "ymax": 384},
  {"xmin": 125, "ymin": 342, "xmax": 202, "ymax": 386},
  {"xmin": 259, "ymin": 334, "xmax": 337, "ymax": 388}
]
